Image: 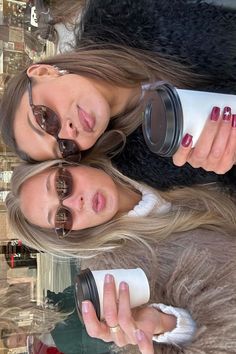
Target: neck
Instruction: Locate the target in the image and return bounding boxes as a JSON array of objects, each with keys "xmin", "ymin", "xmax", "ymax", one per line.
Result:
[{"xmin": 117, "ymin": 185, "xmax": 141, "ymax": 214}]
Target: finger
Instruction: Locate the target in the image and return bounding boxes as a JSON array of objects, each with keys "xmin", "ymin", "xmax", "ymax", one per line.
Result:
[
  {"xmin": 230, "ymin": 114, "xmax": 236, "ymax": 164},
  {"xmin": 204, "ymin": 108, "xmax": 233, "ymax": 171},
  {"xmin": 103, "ymin": 274, "xmax": 118, "ymax": 326},
  {"xmin": 187, "ymin": 106, "xmax": 222, "ymax": 168},
  {"xmin": 172, "ymin": 133, "xmax": 193, "ymax": 166},
  {"xmin": 103, "ymin": 274, "xmax": 127, "ymax": 347},
  {"xmin": 118, "ymin": 281, "xmax": 137, "ymax": 345},
  {"xmin": 82, "ymin": 301, "xmax": 111, "ymax": 342},
  {"xmin": 135, "ymin": 329, "xmax": 154, "ymax": 354},
  {"xmin": 214, "ymin": 116, "xmax": 236, "ymax": 173}
]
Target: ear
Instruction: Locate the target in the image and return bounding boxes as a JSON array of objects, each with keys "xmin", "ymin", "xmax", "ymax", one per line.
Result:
[{"xmin": 27, "ymin": 64, "xmax": 59, "ymax": 80}]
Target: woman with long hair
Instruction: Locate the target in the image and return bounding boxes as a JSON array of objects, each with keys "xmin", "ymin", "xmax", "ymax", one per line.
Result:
[
  {"xmin": 0, "ymin": 54, "xmax": 235, "ymax": 189},
  {"xmin": 5, "ymin": 158, "xmax": 236, "ymax": 258},
  {"xmin": 4, "ymin": 159, "xmax": 236, "ymax": 352},
  {"xmin": 1, "ymin": 0, "xmax": 236, "ymax": 189}
]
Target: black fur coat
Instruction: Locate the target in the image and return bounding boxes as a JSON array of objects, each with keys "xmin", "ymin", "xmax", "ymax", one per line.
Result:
[{"xmin": 81, "ymin": 0, "xmax": 236, "ymax": 190}]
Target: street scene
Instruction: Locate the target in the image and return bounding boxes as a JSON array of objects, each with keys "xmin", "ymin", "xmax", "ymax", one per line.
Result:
[{"xmin": 0, "ymin": 1, "xmax": 74, "ymax": 353}]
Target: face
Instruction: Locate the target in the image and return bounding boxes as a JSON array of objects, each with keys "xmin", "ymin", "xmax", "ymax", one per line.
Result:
[
  {"xmin": 13, "ymin": 67, "xmax": 113, "ymax": 161},
  {"xmin": 5, "ymin": 333, "xmax": 27, "ymax": 349},
  {"xmin": 20, "ymin": 165, "xmax": 120, "ymax": 235}
]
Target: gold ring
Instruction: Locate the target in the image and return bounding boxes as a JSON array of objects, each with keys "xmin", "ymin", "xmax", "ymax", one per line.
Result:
[{"xmin": 109, "ymin": 324, "xmax": 121, "ymax": 334}]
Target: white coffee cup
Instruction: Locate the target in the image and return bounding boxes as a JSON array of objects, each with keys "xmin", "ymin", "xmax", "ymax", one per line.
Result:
[
  {"xmin": 75, "ymin": 268, "xmax": 150, "ymax": 320},
  {"xmin": 142, "ymin": 82, "xmax": 235, "ymax": 156}
]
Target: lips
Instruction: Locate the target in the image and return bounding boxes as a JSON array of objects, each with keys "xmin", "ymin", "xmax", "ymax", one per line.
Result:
[
  {"xmin": 92, "ymin": 192, "xmax": 106, "ymax": 213},
  {"xmin": 77, "ymin": 106, "xmax": 95, "ymax": 132}
]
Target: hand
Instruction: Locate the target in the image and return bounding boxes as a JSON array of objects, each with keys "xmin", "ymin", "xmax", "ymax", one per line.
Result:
[
  {"xmin": 82, "ymin": 274, "xmax": 176, "ymax": 354},
  {"xmin": 173, "ymin": 107, "xmax": 236, "ymax": 174}
]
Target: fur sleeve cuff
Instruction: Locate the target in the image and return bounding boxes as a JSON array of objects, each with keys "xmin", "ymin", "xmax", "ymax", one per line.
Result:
[{"xmin": 150, "ymin": 303, "xmax": 196, "ymax": 346}]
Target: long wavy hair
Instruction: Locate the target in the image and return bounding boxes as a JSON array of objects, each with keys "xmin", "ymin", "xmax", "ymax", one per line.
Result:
[
  {"xmin": 0, "ymin": 41, "xmax": 209, "ymax": 162},
  {"xmin": 6, "ymin": 158, "xmax": 236, "ymax": 258},
  {"xmin": 0, "ymin": 283, "xmax": 68, "ymax": 350}
]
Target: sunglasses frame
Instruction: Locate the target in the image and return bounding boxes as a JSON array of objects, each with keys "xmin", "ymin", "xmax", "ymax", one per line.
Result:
[
  {"xmin": 54, "ymin": 166, "xmax": 74, "ymax": 239},
  {"xmin": 27, "ymin": 77, "xmax": 81, "ymax": 160}
]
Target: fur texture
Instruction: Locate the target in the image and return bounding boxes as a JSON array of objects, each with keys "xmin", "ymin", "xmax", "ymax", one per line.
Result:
[
  {"xmin": 81, "ymin": 229, "xmax": 236, "ymax": 353},
  {"xmin": 81, "ymin": 0, "xmax": 236, "ymax": 191},
  {"xmin": 112, "ymin": 126, "xmax": 236, "ymax": 191},
  {"xmin": 82, "ymin": 0, "xmax": 236, "ymax": 91}
]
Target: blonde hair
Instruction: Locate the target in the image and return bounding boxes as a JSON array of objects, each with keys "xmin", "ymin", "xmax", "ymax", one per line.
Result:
[
  {"xmin": 6, "ymin": 158, "xmax": 236, "ymax": 258},
  {"xmin": 0, "ymin": 283, "xmax": 68, "ymax": 350}
]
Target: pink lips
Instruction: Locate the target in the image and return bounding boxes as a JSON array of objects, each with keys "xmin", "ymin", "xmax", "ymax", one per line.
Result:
[
  {"xmin": 77, "ymin": 106, "xmax": 95, "ymax": 132},
  {"xmin": 92, "ymin": 192, "xmax": 106, "ymax": 213}
]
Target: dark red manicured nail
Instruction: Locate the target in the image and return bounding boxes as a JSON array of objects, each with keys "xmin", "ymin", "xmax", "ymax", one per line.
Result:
[
  {"xmin": 181, "ymin": 133, "xmax": 193, "ymax": 147},
  {"xmin": 210, "ymin": 106, "xmax": 220, "ymax": 121},
  {"xmin": 232, "ymin": 114, "xmax": 236, "ymax": 128},
  {"xmin": 223, "ymin": 107, "xmax": 231, "ymax": 121}
]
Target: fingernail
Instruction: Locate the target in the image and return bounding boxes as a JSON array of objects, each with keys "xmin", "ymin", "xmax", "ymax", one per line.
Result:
[
  {"xmin": 181, "ymin": 133, "xmax": 193, "ymax": 147},
  {"xmin": 223, "ymin": 107, "xmax": 231, "ymax": 121},
  {"xmin": 135, "ymin": 329, "xmax": 145, "ymax": 342},
  {"xmin": 105, "ymin": 274, "xmax": 114, "ymax": 283},
  {"xmin": 82, "ymin": 301, "xmax": 89, "ymax": 314},
  {"xmin": 232, "ymin": 114, "xmax": 236, "ymax": 128},
  {"xmin": 210, "ymin": 106, "xmax": 220, "ymax": 121},
  {"xmin": 120, "ymin": 281, "xmax": 128, "ymax": 291}
]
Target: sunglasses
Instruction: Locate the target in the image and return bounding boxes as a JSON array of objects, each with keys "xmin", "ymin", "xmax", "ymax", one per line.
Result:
[
  {"xmin": 54, "ymin": 167, "xmax": 73, "ymax": 238},
  {"xmin": 27, "ymin": 78, "xmax": 81, "ymax": 160}
]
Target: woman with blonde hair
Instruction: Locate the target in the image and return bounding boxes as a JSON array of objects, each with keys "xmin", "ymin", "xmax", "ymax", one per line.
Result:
[
  {"xmin": 4, "ymin": 157, "xmax": 236, "ymax": 352},
  {"xmin": 5, "ymin": 158, "xmax": 236, "ymax": 258}
]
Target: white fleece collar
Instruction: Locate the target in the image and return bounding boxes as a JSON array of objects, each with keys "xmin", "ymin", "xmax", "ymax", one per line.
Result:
[{"xmin": 127, "ymin": 181, "xmax": 171, "ymax": 217}]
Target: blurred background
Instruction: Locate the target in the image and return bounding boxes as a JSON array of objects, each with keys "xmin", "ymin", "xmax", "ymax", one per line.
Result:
[{"xmin": 0, "ymin": 2, "xmax": 76, "ymax": 353}]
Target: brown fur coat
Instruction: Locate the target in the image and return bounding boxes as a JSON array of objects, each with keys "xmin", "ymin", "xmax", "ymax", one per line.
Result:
[{"xmin": 81, "ymin": 229, "xmax": 236, "ymax": 353}]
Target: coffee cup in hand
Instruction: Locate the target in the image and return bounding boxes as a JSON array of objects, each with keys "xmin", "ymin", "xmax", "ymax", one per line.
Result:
[
  {"xmin": 74, "ymin": 268, "xmax": 150, "ymax": 321},
  {"xmin": 142, "ymin": 82, "xmax": 235, "ymax": 156}
]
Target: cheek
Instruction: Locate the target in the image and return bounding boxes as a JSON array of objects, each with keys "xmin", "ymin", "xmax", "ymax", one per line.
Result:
[
  {"xmin": 108, "ymin": 185, "xmax": 119, "ymax": 214},
  {"xmin": 88, "ymin": 94, "xmax": 110, "ymax": 123},
  {"xmin": 77, "ymin": 134, "xmax": 99, "ymax": 150}
]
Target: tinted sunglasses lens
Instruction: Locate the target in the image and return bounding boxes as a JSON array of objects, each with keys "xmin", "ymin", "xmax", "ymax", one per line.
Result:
[
  {"xmin": 33, "ymin": 105, "xmax": 60, "ymax": 136},
  {"xmin": 56, "ymin": 168, "xmax": 73, "ymax": 199},
  {"xmin": 58, "ymin": 139, "xmax": 80, "ymax": 158},
  {"xmin": 55, "ymin": 207, "xmax": 73, "ymax": 238}
]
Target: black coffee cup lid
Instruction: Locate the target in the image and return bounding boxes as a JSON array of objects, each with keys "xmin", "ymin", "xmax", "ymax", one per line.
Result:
[
  {"xmin": 74, "ymin": 268, "xmax": 101, "ymax": 323},
  {"xmin": 142, "ymin": 83, "xmax": 183, "ymax": 157}
]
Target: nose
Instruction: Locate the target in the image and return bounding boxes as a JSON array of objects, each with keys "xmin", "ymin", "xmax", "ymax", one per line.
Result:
[
  {"xmin": 59, "ymin": 119, "xmax": 78, "ymax": 140},
  {"xmin": 62, "ymin": 194, "xmax": 84, "ymax": 212}
]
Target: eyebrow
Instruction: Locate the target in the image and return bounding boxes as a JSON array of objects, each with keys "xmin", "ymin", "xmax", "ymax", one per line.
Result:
[{"xmin": 27, "ymin": 114, "xmax": 61, "ymax": 158}]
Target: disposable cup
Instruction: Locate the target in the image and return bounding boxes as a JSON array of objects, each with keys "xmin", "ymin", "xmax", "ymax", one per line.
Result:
[
  {"xmin": 74, "ymin": 268, "xmax": 150, "ymax": 321},
  {"xmin": 142, "ymin": 83, "xmax": 236, "ymax": 156}
]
